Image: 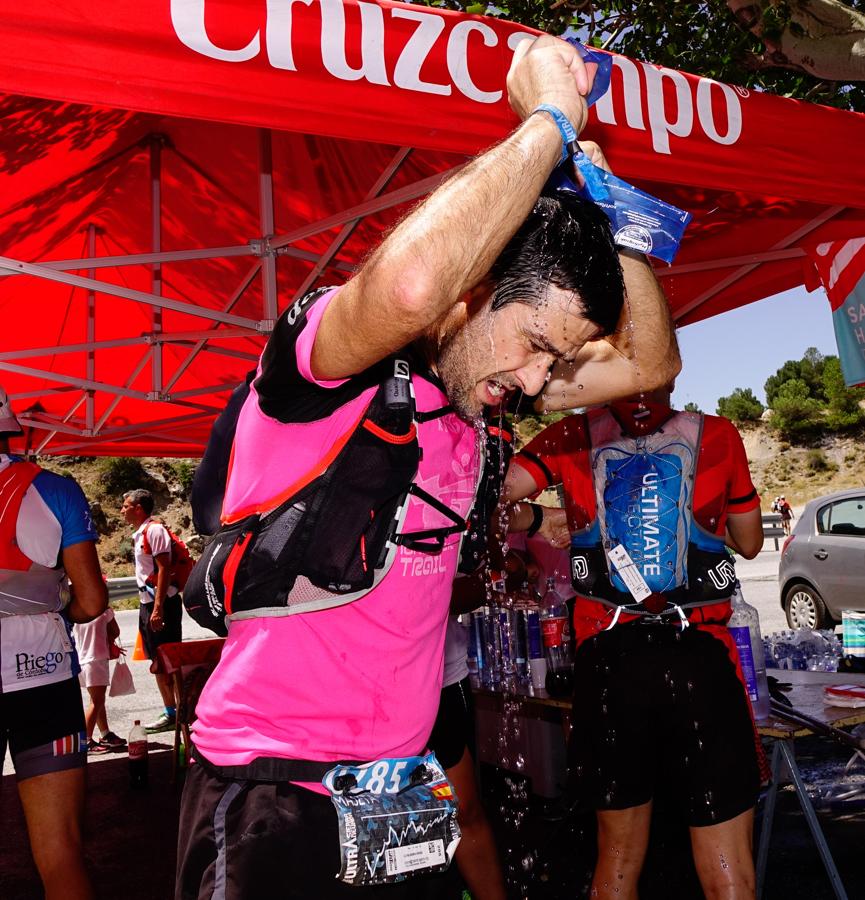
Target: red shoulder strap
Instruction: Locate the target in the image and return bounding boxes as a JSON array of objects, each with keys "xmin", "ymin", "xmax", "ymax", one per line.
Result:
[
  {"xmin": 141, "ymin": 521, "xmax": 152, "ymax": 556},
  {"xmin": 0, "ymin": 462, "xmax": 42, "ymax": 569}
]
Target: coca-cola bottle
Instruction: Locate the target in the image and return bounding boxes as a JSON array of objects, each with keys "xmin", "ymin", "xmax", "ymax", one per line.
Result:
[
  {"xmin": 128, "ymin": 720, "xmax": 149, "ymax": 789},
  {"xmin": 539, "ymin": 578, "xmax": 574, "ymax": 697}
]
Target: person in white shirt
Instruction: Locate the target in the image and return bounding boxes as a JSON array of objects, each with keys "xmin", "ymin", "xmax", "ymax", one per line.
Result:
[{"xmin": 120, "ymin": 489, "xmax": 183, "ymax": 733}]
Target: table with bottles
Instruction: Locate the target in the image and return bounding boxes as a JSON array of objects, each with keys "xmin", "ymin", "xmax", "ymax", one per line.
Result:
[{"xmin": 468, "ymin": 583, "xmax": 865, "ymax": 899}]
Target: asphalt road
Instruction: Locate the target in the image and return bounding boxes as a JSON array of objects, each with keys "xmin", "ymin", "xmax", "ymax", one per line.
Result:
[{"xmin": 3, "ymin": 538, "xmax": 790, "ymax": 777}]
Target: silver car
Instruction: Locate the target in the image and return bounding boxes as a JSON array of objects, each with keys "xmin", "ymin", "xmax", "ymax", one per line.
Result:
[{"xmin": 779, "ymin": 487, "xmax": 865, "ymax": 629}]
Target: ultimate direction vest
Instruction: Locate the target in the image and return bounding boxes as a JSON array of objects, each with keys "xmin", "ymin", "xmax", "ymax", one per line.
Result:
[
  {"xmin": 183, "ymin": 290, "xmax": 502, "ymax": 636},
  {"xmin": 569, "ymin": 408, "xmax": 736, "ymax": 623},
  {"xmin": 0, "ymin": 461, "xmax": 70, "ymax": 617}
]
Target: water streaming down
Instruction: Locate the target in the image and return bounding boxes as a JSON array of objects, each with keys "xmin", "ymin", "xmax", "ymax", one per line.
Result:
[{"xmin": 471, "ymin": 215, "xmax": 661, "ymax": 894}]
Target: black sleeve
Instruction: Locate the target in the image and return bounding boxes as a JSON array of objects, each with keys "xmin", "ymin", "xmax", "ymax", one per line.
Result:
[{"xmin": 254, "ymin": 287, "xmax": 385, "ymax": 424}]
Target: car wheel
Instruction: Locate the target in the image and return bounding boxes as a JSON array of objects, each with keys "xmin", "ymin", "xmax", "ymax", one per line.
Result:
[{"xmin": 784, "ymin": 584, "xmax": 830, "ymax": 630}]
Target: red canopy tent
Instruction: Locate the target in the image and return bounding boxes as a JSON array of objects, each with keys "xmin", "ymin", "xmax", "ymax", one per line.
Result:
[{"xmin": 1, "ymin": 0, "xmax": 864, "ymax": 456}]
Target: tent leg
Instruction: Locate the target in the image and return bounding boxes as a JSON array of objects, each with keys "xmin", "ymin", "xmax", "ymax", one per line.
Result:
[
  {"xmin": 151, "ymin": 137, "xmax": 164, "ymax": 396},
  {"xmin": 259, "ymin": 129, "xmax": 278, "ymax": 324},
  {"xmin": 86, "ymin": 224, "xmax": 97, "ymax": 430}
]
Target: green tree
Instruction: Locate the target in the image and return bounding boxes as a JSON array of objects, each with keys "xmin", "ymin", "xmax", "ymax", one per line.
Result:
[
  {"xmin": 716, "ymin": 387, "xmax": 764, "ymax": 422},
  {"xmin": 415, "ymin": 1, "xmax": 865, "ymax": 111},
  {"xmin": 822, "ymin": 355, "xmax": 865, "ymax": 429},
  {"xmin": 683, "ymin": 401, "xmax": 702, "ymax": 413},
  {"xmin": 768, "ymin": 378, "xmax": 824, "ymax": 436},
  {"xmin": 764, "ymin": 347, "xmax": 828, "ymax": 406}
]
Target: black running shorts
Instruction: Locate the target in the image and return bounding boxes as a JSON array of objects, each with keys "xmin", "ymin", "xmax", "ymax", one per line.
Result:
[
  {"xmin": 569, "ymin": 623, "xmax": 760, "ymax": 827},
  {"xmin": 176, "ymin": 760, "xmax": 453, "ymax": 900},
  {"xmin": 138, "ymin": 592, "xmax": 183, "ymax": 660},
  {"xmin": 427, "ymin": 676, "xmax": 476, "ymax": 770},
  {"xmin": 0, "ymin": 677, "xmax": 86, "ymax": 781}
]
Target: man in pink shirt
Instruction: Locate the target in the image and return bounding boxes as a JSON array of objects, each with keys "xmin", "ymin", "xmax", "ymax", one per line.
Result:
[{"xmin": 176, "ymin": 35, "xmax": 680, "ymax": 900}]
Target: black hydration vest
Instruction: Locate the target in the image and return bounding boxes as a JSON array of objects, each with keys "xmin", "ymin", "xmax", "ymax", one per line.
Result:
[{"xmin": 184, "ymin": 291, "xmax": 505, "ymax": 636}]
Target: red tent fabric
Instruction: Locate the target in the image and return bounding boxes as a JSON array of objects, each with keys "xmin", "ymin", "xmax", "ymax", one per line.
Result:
[{"xmin": 1, "ymin": 0, "xmax": 864, "ymax": 455}]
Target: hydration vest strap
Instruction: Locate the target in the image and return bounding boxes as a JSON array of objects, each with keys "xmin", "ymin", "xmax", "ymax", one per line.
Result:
[
  {"xmin": 415, "ymin": 405, "xmax": 453, "ymax": 423},
  {"xmin": 192, "ymin": 744, "xmax": 363, "ymax": 784},
  {"xmin": 393, "ymin": 484, "xmax": 467, "ymax": 554},
  {"xmin": 0, "ymin": 462, "xmax": 41, "ymax": 570}
]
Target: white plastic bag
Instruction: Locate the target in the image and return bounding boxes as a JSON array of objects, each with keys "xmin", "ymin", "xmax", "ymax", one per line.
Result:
[{"xmin": 109, "ymin": 655, "xmax": 136, "ymax": 697}]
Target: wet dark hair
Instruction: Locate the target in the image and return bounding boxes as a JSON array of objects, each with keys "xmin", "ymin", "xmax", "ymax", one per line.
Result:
[{"xmin": 490, "ymin": 193, "xmax": 624, "ymax": 336}]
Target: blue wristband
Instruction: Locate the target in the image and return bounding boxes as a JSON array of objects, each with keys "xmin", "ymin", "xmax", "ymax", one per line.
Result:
[{"xmin": 531, "ymin": 104, "xmax": 578, "ymax": 162}]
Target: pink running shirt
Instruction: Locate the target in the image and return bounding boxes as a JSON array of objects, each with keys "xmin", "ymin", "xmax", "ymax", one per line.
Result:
[{"xmin": 193, "ymin": 290, "xmax": 481, "ymax": 789}]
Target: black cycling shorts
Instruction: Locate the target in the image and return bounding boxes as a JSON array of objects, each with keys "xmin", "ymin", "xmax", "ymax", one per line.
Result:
[
  {"xmin": 427, "ymin": 676, "xmax": 476, "ymax": 770},
  {"xmin": 176, "ymin": 760, "xmax": 451, "ymax": 900},
  {"xmin": 138, "ymin": 592, "xmax": 183, "ymax": 660},
  {"xmin": 0, "ymin": 677, "xmax": 86, "ymax": 781},
  {"xmin": 569, "ymin": 623, "xmax": 760, "ymax": 827}
]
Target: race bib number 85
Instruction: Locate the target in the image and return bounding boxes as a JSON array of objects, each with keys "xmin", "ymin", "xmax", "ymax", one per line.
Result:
[{"xmin": 324, "ymin": 752, "xmax": 461, "ymax": 886}]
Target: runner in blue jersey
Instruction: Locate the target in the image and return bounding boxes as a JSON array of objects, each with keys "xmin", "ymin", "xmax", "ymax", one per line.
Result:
[{"xmin": 0, "ymin": 385, "xmax": 108, "ymax": 900}]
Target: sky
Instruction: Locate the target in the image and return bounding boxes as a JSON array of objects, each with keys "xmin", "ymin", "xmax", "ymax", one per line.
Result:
[{"xmin": 670, "ymin": 284, "xmax": 838, "ymax": 415}]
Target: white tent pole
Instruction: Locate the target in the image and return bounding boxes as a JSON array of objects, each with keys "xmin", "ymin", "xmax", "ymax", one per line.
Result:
[
  {"xmin": 291, "ymin": 147, "xmax": 412, "ymax": 302},
  {"xmin": 0, "ymin": 244, "xmax": 352, "ymax": 275},
  {"xmin": 0, "ymin": 329, "xmax": 258, "ymax": 362},
  {"xmin": 167, "ymin": 383, "xmax": 236, "ymax": 401},
  {"xmin": 0, "ymin": 361, "xmax": 152, "ymax": 401},
  {"xmin": 151, "ymin": 136, "xmax": 164, "ymax": 394},
  {"xmin": 164, "ymin": 261, "xmax": 262, "ymax": 392},
  {"xmin": 9, "ymin": 387, "xmax": 78, "ymax": 401},
  {"xmin": 94, "ymin": 348, "xmax": 154, "ymax": 433},
  {"xmin": 47, "ymin": 431, "xmax": 208, "ymax": 455},
  {"xmin": 0, "ymin": 246, "xmax": 255, "ymax": 274},
  {"xmin": 0, "ymin": 256, "xmax": 263, "ymax": 329},
  {"xmin": 674, "ymin": 206, "xmax": 846, "ymax": 322},
  {"xmin": 270, "ymin": 168, "xmax": 456, "ymax": 250},
  {"xmin": 259, "ymin": 129, "xmax": 278, "ymax": 324},
  {"xmin": 86, "ymin": 224, "xmax": 97, "ymax": 430},
  {"xmin": 18, "ymin": 415, "xmax": 88, "ymax": 438},
  {"xmin": 663, "ymin": 248, "xmax": 807, "ymax": 277},
  {"xmin": 35, "ymin": 394, "xmax": 88, "ymax": 454}
]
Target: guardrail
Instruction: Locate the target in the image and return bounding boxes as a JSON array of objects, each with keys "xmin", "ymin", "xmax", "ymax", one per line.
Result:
[
  {"xmin": 762, "ymin": 513, "xmax": 786, "ymax": 551},
  {"xmin": 107, "ymin": 576, "xmax": 138, "ymax": 601}
]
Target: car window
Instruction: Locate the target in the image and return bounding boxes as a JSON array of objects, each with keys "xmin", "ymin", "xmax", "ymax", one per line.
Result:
[{"xmin": 818, "ymin": 497, "xmax": 865, "ymax": 537}]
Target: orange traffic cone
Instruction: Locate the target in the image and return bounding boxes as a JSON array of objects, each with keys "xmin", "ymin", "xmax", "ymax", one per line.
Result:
[{"xmin": 132, "ymin": 629, "xmax": 147, "ymax": 661}]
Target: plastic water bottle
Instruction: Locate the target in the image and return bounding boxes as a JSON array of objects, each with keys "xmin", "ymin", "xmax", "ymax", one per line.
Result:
[
  {"xmin": 128, "ymin": 720, "xmax": 149, "ymax": 789},
  {"xmin": 728, "ymin": 582, "xmax": 770, "ymax": 719},
  {"xmin": 513, "ymin": 604, "xmax": 529, "ymax": 683},
  {"xmin": 470, "ymin": 610, "xmax": 488, "ymax": 686},
  {"xmin": 539, "ymin": 578, "xmax": 573, "ymax": 697},
  {"xmin": 525, "ymin": 609, "xmax": 547, "ymax": 691}
]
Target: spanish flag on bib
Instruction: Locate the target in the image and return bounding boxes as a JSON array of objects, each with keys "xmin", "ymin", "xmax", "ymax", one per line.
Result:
[{"xmin": 808, "ymin": 238, "xmax": 865, "ymax": 387}]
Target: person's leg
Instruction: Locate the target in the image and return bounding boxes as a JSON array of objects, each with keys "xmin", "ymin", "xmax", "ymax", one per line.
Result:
[
  {"xmin": 85, "ymin": 685, "xmax": 107, "ymax": 737},
  {"xmin": 446, "ymin": 748, "xmax": 506, "ymax": 900},
  {"xmin": 591, "ymin": 803, "xmax": 653, "ymax": 900},
  {"xmin": 18, "ymin": 768, "xmax": 93, "ymax": 900},
  {"xmin": 83, "ymin": 686, "xmax": 98, "ymax": 739},
  {"xmin": 141, "ymin": 598, "xmax": 178, "ymax": 728},
  {"xmin": 156, "ymin": 672, "xmax": 176, "ymax": 708},
  {"xmin": 690, "ymin": 808, "xmax": 755, "ymax": 900}
]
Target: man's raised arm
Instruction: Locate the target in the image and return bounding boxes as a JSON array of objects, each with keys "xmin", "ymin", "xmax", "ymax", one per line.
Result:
[
  {"xmin": 540, "ymin": 250, "xmax": 680, "ymax": 411},
  {"xmin": 311, "ymin": 37, "xmax": 593, "ymax": 381}
]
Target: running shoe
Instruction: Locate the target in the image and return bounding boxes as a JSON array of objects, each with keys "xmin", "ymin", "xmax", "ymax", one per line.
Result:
[
  {"xmin": 144, "ymin": 712, "xmax": 176, "ymax": 734},
  {"xmin": 98, "ymin": 731, "xmax": 127, "ymax": 749},
  {"xmin": 87, "ymin": 738, "xmax": 111, "ymax": 754}
]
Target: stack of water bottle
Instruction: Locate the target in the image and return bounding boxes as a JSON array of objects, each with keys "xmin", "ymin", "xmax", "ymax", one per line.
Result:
[
  {"xmin": 763, "ymin": 628, "xmax": 842, "ymax": 672},
  {"xmin": 468, "ymin": 577, "xmax": 574, "ymax": 698}
]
